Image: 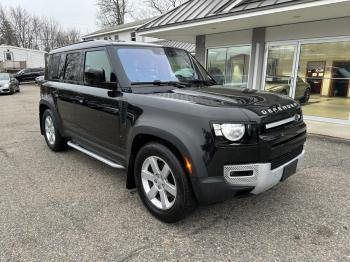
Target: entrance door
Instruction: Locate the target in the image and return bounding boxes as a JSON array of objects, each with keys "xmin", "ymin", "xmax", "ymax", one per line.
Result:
[
  {"xmin": 331, "ymin": 61, "xmax": 350, "ymax": 97},
  {"xmin": 306, "ymin": 61, "xmax": 326, "ymax": 94},
  {"xmin": 263, "ymin": 44, "xmax": 299, "ymax": 98}
]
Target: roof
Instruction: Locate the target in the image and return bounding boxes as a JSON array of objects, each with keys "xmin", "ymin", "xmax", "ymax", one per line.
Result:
[
  {"xmin": 82, "ymin": 18, "xmax": 155, "ymax": 39},
  {"xmin": 49, "ymin": 40, "xmax": 195, "ymax": 54},
  {"xmin": 152, "ymin": 40, "xmax": 196, "ymax": 53},
  {"xmin": 138, "ymin": 0, "xmax": 319, "ymax": 32},
  {"xmin": 0, "ymin": 45, "xmax": 47, "ymax": 53},
  {"xmin": 50, "ymin": 40, "xmax": 160, "ymax": 54}
]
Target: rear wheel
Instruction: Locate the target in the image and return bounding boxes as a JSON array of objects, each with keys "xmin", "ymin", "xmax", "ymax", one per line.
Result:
[
  {"xmin": 135, "ymin": 143, "xmax": 196, "ymax": 223},
  {"xmin": 42, "ymin": 109, "xmax": 67, "ymax": 152}
]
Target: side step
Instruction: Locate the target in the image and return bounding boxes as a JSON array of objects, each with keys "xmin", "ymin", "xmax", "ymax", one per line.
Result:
[{"xmin": 67, "ymin": 141, "xmax": 125, "ymax": 169}]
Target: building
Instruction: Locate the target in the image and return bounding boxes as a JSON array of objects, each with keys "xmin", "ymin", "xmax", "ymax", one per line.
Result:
[
  {"xmin": 137, "ymin": 0, "xmax": 350, "ymax": 126},
  {"xmin": 82, "ymin": 19, "xmax": 196, "ymax": 54},
  {"xmin": 0, "ymin": 45, "xmax": 46, "ymax": 73}
]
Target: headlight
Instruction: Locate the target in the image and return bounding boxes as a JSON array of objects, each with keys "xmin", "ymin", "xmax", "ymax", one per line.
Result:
[
  {"xmin": 213, "ymin": 123, "xmax": 246, "ymax": 142},
  {"xmin": 4, "ymin": 83, "xmax": 9, "ymax": 88}
]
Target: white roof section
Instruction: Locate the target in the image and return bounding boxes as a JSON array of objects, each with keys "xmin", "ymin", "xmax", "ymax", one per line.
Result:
[{"xmin": 0, "ymin": 45, "xmax": 47, "ymax": 54}]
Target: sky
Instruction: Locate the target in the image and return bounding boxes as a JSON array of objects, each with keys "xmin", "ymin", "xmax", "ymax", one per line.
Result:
[{"xmin": 1, "ymin": 0, "xmax": 100, "ymax": 35}]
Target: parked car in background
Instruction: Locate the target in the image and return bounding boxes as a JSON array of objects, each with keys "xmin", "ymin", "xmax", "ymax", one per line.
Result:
[
  {"xmin": 265, "ymin": 76, "xmax": 311, "ymax": 103},
  {"xmin": 0, "ymin": 73, "xmax": 20, "ymax": 94},
  {"xmin": 14, "ymin": 68, "xmax": 44, "ymax": 83},
  {"xmin": 35, "ymin": 75, "xmax": 45, "ymax": 85}
]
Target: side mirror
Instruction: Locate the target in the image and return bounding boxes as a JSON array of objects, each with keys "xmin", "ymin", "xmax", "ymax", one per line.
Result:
[{"xmin": 84, "ymin": 68, "xmax": 106, "ymax": 85}]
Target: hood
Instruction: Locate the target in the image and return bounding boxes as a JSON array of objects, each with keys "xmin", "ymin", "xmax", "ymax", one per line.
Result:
[
  {"xmin": 0, "ymin": 80, "xmax": 10, "ymax": 86},
  {"xmin": 150, "ymin": 86, "xmax": 299, "ymax": 117}
]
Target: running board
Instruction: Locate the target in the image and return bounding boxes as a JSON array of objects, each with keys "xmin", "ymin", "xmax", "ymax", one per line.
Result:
[{"xmin": 67, "ymin": 141, "xmax": 125, "ymax": 169}]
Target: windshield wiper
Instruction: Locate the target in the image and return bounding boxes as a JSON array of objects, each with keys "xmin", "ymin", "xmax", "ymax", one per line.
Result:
[
  {"xmin": 131, "ymin": 80, "xmax": 190, "ymax": 88},
  {"xmin": 184, "ymin": 79, "xmax": 216, "ymax": 86}
]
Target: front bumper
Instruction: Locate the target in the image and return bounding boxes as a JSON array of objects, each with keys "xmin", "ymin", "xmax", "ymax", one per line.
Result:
[
  {"xmin": 224, "ymin": 150, "xmax": 304, "ymax": 194},
  {"xmin": 192, "ymin": 150, "xmax": 304, "ymax": 204},
  {"xmin": 0, "ymin": 88, "xmax": 10, "ymax": 94}
]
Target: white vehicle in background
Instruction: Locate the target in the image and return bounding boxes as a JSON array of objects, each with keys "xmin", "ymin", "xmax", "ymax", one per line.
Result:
[{"xmin": 0, "ymin": 73, "xmax": 20, "ymax": 94}]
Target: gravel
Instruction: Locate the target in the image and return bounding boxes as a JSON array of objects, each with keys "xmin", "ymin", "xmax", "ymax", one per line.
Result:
[{"xmin": 0, "ymin": 85, "xmax": 349, "ymax": 261}]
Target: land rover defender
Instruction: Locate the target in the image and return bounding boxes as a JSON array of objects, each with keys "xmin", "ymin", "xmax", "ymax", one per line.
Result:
[{"xmin": 39, "ymin": 41, "xmax": 306, "ymax": 222}]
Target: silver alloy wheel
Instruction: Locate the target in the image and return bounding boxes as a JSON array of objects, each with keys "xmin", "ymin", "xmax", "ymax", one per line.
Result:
[
  {"xmin": 44, "ymin": 115, "xmax": 56, "ymax": 145},
  {"xmin": 141, "ymin": 156, "xmax": 177, "ymax": 210}
]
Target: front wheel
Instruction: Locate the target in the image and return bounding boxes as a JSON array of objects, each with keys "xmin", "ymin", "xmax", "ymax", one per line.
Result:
[
  {"xmin": 42, "ymin": 109, "xmax": 67, "ymax": 152},
  {"xmin": 134, "ymin": 143, "xmax": 196, "ymax": 223}
]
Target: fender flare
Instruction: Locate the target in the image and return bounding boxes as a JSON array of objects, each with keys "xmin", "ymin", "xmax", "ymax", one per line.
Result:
[{"xmin": 39, "ymin": 99, "xmax": 62, "ymax": 135}]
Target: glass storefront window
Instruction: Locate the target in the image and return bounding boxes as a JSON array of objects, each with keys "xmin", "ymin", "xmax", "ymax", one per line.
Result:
[
  {"xmin": 264, "ymin": 45, "xmax": 296, "ymax": 96},
  {"xmin": 207, "ymin": 48, "xmax": 226, "ymax": 85},
  {"xmin": 207, "ymin": 46, "xmax": 251, "ymax": 88},
  {"xmin": 298, "ymin": 41, "xmax": 350, "ymax": 120}
]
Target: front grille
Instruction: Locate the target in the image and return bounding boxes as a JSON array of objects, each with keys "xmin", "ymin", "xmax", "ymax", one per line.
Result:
[{"xmin": 270, "ymin": 146, "xmax": 303, "ymax": 170}]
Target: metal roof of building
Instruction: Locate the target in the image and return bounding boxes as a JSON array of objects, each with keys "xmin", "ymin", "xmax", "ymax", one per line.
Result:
[
  {"xmin": 83, "ymin": 18, "xmax": 154, "ymax": 39},
  {"xmin": 152, "ymin": 40, "xmax": 196, "ymax": 53},
  {"xmin": 138, "ymin": 0, "xmax": 318, "ymax": 32}
]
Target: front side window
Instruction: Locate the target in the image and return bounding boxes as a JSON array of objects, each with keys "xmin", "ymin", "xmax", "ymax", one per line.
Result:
[
  {"xmin": 116, "ymin": 47, "xmax": 199, "ymax": 83},
  {"xmin": 64, "ymin": 52, "xmax": 81, "ymax": 82},
  {"xmin": 84, "ymin": 50, "xmax": 113, "ymax": 87}
]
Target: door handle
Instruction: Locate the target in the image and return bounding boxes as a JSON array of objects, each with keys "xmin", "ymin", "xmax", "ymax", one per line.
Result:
[{"xmin": 75, "ymin": 96, "xmax": 85, "ymax": 104}]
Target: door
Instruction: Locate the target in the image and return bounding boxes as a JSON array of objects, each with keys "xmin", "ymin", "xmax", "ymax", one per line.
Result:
[
  {"xmin": 72, "ymin": 49, "xmax": 123, "ymax": 161},
  {"xmin": 306, "ymin": 61, "xmax": 325, "ymax": 94},
  {"xmin": 263, "ymin": 43, "xmax": 299, "ymax": 98},
  {"xmin": 331, "ymin": 61, "xmax": 350, "ymax": 97}
]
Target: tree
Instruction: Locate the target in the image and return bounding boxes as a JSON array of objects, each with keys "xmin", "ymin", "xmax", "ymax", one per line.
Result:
[
  {"xmin": 0, "ymin": 5, "xmax": 15, "ymax": 45},
  {"xmin": 96, "ymin": 0, "xmax": 129, "ymax": 27},
  {"xmin": 146, "ymin": 0, "xmax": 187, "ymax": 15},
  {"xmin": 0, "ymin": 5, "xmax": 80, "ymax": 52}
]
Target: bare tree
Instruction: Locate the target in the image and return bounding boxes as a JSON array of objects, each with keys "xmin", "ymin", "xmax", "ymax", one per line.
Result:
[
  {"xmin": 0, "ymin": 5, "xmax": 80, "ymax": 52},
  {"xmin": 40, "ymin": 18, "xmax": 60, "ymax": 52},
  {"xmin": 146, "ymin": 0, "xmax": 187, "ymax": 15},
  {"xmin": 0, "ymin": 5, "xmax": 15, "ymax": 45},
  {"xmin": 96, "ymin": 0, "xmax": 129, "ymax": 27}
]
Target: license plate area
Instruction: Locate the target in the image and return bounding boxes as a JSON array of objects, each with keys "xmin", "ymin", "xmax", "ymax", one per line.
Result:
[{"xmin": 281, "ymin": 160, "xmax": 298, "ymax": 181}]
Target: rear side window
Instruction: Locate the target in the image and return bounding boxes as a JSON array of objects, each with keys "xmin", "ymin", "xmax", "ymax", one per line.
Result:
[
  {"xmin": 48, "ymin": 55, "xmax": 61, "ymax": 80},
  {"xmin": 64, "ymin": 52, "xmax": 81, "ymax": 82},
  {"xmin": 84, "ymin": 50, "xmax": 113, "ymax": 87}
]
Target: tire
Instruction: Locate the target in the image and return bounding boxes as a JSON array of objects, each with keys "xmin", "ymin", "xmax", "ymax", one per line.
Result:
[
  {"xmin": 300, "ymin": 88, "xmax": 311, "ymax": 104},
  {"xmin": 17, "ymin": 86, "xmax": 20, "ymax": 92},
  {"xmin": 42, "ymin": 109, "xmax": 67, "ymax": 152},
  {"xmin": 9, "ymin": 87, "xmax": 14, "ymax": 95},
  {"xmin": 134, "ymin": 143, "xmax": 196, "ymax": 223}
]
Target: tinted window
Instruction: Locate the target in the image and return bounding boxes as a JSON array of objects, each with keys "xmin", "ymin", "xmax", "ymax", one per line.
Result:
[
  {"xmin": 84, "ymin": 50, "xmax": 113, "ymax": 87},
  {"xmin": 48, "ymin": 55, "xmax": 61, "ymax": 80},
  {"xmin": 64, "ymin": 52, "xmax": 81, "ymax": 82}
]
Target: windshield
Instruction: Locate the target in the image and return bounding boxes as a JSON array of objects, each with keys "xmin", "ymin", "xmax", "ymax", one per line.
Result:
[
  {"xmin": 0, "ymin": 73, "xmax": 10, "ymax": 81},
  {"xmin": 116, "ymin": 47, "xmax": 201, "ymax": 84}
]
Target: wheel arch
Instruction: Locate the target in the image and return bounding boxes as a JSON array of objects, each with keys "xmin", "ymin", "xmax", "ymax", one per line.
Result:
[
  {"xmin": 39, "ymin": 100, "xmax": 60, "ymax": 135},
  {"xmin": 126, "ymin": 128, "xmax": 194, "ymax": 193}
]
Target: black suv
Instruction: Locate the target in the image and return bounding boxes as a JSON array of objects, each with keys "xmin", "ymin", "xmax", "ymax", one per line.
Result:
[
  {"xmin": 39, "ymin": 41, "xmax": 306, "ymax": 222},
  {"xmin": 15, "ymin": 67, "xmax": 44, "ymax": 82}
]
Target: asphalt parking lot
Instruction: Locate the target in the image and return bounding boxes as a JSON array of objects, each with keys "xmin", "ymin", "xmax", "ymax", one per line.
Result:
[{"xmin": 0, "ymin": 84, "xmax": 349, "ymax": 261}]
